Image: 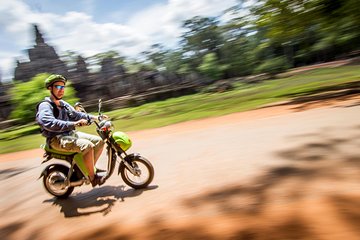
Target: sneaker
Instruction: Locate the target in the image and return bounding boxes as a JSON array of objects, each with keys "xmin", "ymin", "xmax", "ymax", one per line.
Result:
[
  {"xmin": 91, "ymin": 174, "xmax": 104, "ymax": 187},
  {"xmin": 98, "ymin": 176, "xmax": 105, "ymax": 186}
]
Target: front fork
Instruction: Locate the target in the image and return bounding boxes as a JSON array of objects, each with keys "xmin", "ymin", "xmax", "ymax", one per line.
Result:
[
  {"xmin": 106, "ymin": 139, "xmax": 139, "ymax": 176},
  {"xmin": 92, "ymin": 143, "xmax": 138, "ymax": 182},
  {"xmin": 118, "ymin": 153, "xmax": 141, "ymax": 176}
]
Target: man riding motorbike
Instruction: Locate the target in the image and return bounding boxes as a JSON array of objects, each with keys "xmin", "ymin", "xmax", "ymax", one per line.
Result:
[{"xmin": 36, "ymin": 74, "xmax": 106, "ymax": 187}]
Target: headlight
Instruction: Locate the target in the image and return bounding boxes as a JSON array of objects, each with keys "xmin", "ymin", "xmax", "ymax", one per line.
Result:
[{"xmin": 99, "ymin": 120, "xmax": 114, "ymax": 132}]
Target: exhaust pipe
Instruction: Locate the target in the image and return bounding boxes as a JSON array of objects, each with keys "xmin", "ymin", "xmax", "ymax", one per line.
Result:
[
  {"xmin": 52, "ymin": 179, "xmax": 85, "ymax": 189},
  {"xmin": 69, "ymin": 179, "xmax": 86, "ymax": 187}
]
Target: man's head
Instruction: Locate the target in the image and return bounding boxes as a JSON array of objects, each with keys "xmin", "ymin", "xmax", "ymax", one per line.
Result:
[{"xmin": 45, "ymin": 74, "xmax": 67, "ymax": 100}]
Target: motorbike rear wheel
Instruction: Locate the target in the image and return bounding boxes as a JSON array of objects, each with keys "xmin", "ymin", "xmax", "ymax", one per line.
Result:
[
  {"xmin": 43, "ymin": 165, "xmax": 74, "ymax": 198},
  {"xmin": 120, "ymin": 156, "xmax": 154, "ymax": 189}
]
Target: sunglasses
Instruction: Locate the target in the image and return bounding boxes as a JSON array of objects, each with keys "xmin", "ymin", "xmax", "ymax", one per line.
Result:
[{"xmin": 54, "ymin": 85, "xmax": 65, "ymax": 90}]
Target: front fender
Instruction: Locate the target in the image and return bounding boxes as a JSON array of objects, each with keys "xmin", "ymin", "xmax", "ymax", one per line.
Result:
[
  {"xmin": 118, "ymin": 153, "xmax": 140, "ymax": 175},
  {"xmin": 124, "ymin": 153, "xmax": 140, "ymax": 164}
]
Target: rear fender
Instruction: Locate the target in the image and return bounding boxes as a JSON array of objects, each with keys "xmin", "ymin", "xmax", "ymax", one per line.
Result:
[{"xmin": 38, "ymin": 164, "xmax": 68, "ymax": 180}]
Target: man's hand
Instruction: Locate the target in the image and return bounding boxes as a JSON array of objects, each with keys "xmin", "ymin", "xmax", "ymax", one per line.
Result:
[{"xmin": 75, "ymin": 119, "xmax": 88, "ymax": 127}]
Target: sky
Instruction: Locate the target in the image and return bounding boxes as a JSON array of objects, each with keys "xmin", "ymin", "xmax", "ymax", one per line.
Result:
[{"xmin": 0, "ymin": 0, "xmax": 240, "ymax": 83}]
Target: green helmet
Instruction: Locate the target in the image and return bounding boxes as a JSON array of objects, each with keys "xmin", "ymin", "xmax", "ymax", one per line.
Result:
[
  {"xmin": 45, "ymin": 74, "xmax": 67, "ymax": 88},
  {"xmin": 112, "ymin": 131, "xmax": 132, "ymax": 151}
]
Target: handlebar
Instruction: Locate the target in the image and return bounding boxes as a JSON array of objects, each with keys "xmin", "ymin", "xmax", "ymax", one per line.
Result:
[{"xmin": 74, "ymin": 99, "xmax": 105, "ymax": 128}]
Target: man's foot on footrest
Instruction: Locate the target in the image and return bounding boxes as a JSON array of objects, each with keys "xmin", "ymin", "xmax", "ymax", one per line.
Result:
[
  {"xmin": 98, "ymin": 176, "xmax": 105, "ymax": 186},
  {"xmin": 91, "ymin": 174, "xmax": 104, "ymax": 187}
]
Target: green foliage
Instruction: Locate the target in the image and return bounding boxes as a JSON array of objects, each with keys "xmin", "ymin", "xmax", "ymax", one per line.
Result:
[
  {"xmin": 177, "ymin": 64, "xmax": 191, "ymax": 75},
  {"xmin": 162, "ymin": 50, "xmax": 190, "ymax": 75},
  {"xmin": 181, "ymin": 16, "xmax": 222, "ymax": 55},
  {"xmin": 77, "ymin": 0, "xmax": 359, "ymax": 80},
  {"xmin": 1, "ymin": 65, "xmax": 359, "ymax": 154},
  {"xmin": 197, "ymin": 53, "xmax": 226, "ymax": 80},
  {"xmin": 9, "ymin": 73, "xmax": 79, "ymax": 124},
  {"xmin": 85, "ymin": 51, "xmax": 126, "ymax": 73},
  {"xmin": 254, "ymin": 56, "xmax": 290, "ymax": 75},
  {"xmin": 251, "ymin": 0, "xmax": 360, "ymax": 65},
  {"xmin": 141, "ymin": 44, "xmax": 168, "ymax": 70},
  {"xmin": 181, "ymin": 16, "xmax": 223, "ymax": 71},
  {"xmin": 0, "ymin": 124, "xmax": 39, "ymax": 140},
  {"xmin": 88, "ymin": 51, "xmax": 125, "ymax": 65}
]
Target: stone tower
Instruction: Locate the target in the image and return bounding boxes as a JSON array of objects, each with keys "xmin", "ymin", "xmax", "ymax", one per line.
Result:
[{"xmin": 14, "ymin": 24, "xmax": 68, "ymax": 82}]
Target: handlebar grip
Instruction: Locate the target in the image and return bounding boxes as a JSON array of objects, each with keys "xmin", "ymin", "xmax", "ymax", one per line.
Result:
[{"xmin": 86, "ymin": 115, "xmax": 92, "ymax": 125}]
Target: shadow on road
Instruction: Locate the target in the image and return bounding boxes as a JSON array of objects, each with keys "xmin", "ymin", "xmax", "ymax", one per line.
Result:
[
  {"xmin": 263, "ymin": 81, "xmax": 360, "ymax": 111},
  {"xmin": 136, "ymin": 125, "xmax": 359, "ymax": 239},
  {"xmin": 43, "ymin": 185, "xmax": 158, "ymax": 218},
  {"xmin": 0, "ymin": 221, "xmax": 26, "ymax": 240},
  {"xmin": 3, "ymin": 123, "xmax": 360, "ymax": 239},
  {"xmin": 58, "ymin": 125, "xmax": 360, "ymax": 239},
  {"xmin": 0, "ymin": 167, "xmax": 36, "ymax": 181}
]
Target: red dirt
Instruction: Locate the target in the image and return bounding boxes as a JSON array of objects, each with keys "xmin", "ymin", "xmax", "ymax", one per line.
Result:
[{"xmin": 1, "ymin": 94, "xmax": 360, "ymax": 240}]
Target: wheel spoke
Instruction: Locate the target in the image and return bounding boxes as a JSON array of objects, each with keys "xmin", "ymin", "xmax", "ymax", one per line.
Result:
[
  {"xmin": 124, "ymin": 160, "xmax": 150, "ymax": 186},
  {"xmin": 43, "ymin": 165, "xmax": 74, "ymax": 198}
]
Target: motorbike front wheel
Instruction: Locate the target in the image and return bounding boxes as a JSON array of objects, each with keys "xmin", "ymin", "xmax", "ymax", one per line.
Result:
[
  {"xmin": 43, "ymin": 165, "xmax": 74, "ymax": 198},
  {"xmin": 120, "ymin": 156, "xmax": 154, "ymax": 189}
]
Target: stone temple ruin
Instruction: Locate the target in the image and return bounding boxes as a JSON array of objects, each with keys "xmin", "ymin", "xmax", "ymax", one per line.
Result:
[
  {"xmin": 14, "ymin": 25, "xmax": 68, "ymax": 83},
  {"xmin": 0, "ymin": 24, "xmax": 205, "ymax": 121}
]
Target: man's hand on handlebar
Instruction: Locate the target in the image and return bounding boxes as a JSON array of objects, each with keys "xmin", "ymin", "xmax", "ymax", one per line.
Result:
[
  {"xmin": 75, "ymin": 115, "xmax": 109, "ymax": 127},
  {"xmin": 75, "ymin": 119, "xmax": 88, "ymax": 127}
]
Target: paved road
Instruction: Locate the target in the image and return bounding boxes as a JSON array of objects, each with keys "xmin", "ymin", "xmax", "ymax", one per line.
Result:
[{"xmin": 1, "ymin": 100, "xmax": 360, "ymax": 240}]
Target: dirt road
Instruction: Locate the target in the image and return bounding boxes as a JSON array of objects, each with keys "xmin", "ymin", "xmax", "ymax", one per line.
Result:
[{"xmin": 1, "ymin": 97, "xmax": 360, "ymax": 240}]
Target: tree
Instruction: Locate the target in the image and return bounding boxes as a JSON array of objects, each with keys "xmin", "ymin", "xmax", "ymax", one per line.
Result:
[
  {"xmin": 250, "ymin": 0, "xmax": 312, "ymax": 67},
  {"xmin": 87, "ymin": 51, "xmax": 126, "ymax": 73},
  {"xmin": 250, "ymin": 0, "xmax": 360, "ymax": 66},
  {"xmin": 10, "ymin": 73, "xmax": 78, "ymax": 123},
  {"xmin": 254, "ymin": 56, "xmax": 290, "ymax": 75},
  {"xmin": 197, "ymin": 53, "xmax": 226, "ymax": 81},
  {"xmin": 181, "ymin": 16, "xmax": 223, "ymax": 70},
  {"xmin": 141, "ymin": 44, "xmax": 168, "ymax": 71},
  {"xmin": 219, "ymin": 13, "xmax": 257, "ymax": 77}
]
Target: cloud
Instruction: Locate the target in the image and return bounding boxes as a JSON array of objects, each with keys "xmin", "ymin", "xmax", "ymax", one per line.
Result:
[
  {"xmin": 0, "ymin": 0, "xmax": 238, "ymax": 82},
  {"xmin": 0, "ymin": 52, "xmax": 18, "ymax": 81},
  {"xmin": 127, "ymin": 0, "xmax": 238, "ymax": 47}
]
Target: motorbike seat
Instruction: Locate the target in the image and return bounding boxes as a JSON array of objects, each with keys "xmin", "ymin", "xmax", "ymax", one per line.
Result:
[{"xmin": 43, "ymin": 144, "xmax": 77, "ymax": 156}]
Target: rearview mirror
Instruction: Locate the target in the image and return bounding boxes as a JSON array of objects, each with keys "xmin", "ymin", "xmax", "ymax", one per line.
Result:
[
  {"xmin": 74, "ymin": 102, "xmax": 86, "ymax": 113},
  {"xmin": 98, "ymin": 99, "xmax": 102, "ymax": 116}
]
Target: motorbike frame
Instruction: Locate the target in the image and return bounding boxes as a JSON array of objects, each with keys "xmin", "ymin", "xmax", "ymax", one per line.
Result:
[
  {"xmin": 39, "ymin": 128, "xmax": 139, "ymax": 189},
  {"xmin": 39, "ymin": 99, "xmax": 142, "ymax": 189}
]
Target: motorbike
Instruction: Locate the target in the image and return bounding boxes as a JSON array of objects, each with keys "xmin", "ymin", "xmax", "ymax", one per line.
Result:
[{"xmin": 39, "ymin": 99, "xmax": 154, "ymax": 198}]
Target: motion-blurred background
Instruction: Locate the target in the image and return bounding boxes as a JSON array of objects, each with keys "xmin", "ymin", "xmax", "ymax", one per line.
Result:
[
  {"xmin": 1, "ymin": 1, "xmax": 360, "ymax": 240},
  {"xmin": 1, "ymin": 0, "xmax": 359, "ymax": 153}
]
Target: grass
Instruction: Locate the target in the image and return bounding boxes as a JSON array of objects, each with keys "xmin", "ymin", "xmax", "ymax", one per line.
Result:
[{"xmin": 0, "ymin": 65, "xmax": 359, "ymax": 154}]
